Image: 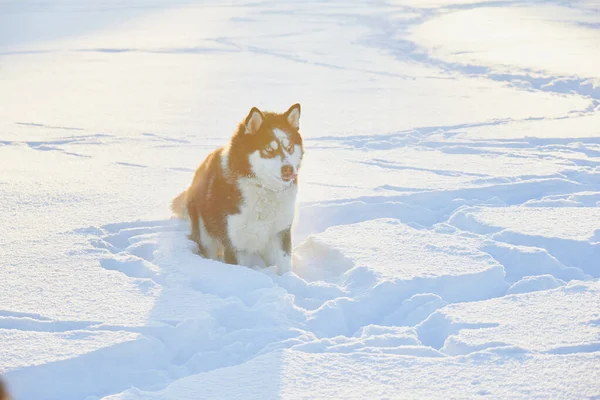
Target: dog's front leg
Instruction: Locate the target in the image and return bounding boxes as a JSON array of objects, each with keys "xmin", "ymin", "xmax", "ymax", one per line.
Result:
[
  {"xmin": 263, "ymin": 228, "xmax": 292, "ymax": 275},
  {"xmin": 235, "ymin": 250, "xmax": 256, "ymax": 267},
  {"xmin": 224, "ymin": 246, "xmax": 257, "ymax": 268}
]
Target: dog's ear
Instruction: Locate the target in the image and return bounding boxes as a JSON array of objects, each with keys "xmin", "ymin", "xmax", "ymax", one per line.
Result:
[
  {"xmin": 285, "ymin": 103, "xmax": 301, "ymax": 129},
  {"xmin": 245, "ymin": 107, "xmax": 264, "ymax": 134}
]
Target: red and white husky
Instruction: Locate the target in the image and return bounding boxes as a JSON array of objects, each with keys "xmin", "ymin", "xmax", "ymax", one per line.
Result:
[{"xmin": 171, "ymin": 104, "xmax": 304, "ymax": 275}]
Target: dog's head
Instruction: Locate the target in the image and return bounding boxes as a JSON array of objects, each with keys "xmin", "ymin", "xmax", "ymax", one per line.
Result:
[{"xmin": 229, "ymin": 104, "xmax": 304, "ymax": 189}]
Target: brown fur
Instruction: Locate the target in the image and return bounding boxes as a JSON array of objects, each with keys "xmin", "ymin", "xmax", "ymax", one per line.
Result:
[
  {"xmin": 170, "ymin": 188, "xmax": 188, "ymax": 217},
  {"xmin": 172, "ymin": 104, "xmax": 303, "ymax": 261}
]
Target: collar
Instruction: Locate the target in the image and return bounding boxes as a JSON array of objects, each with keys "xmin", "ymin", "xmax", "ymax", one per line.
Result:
[
  {"xmin": 244, "ymin": 173, "xmax": 294, "ymax": 193},
  {"xmin": 254, "ymin": 180, "xmax": 295, "ymax": 193}
]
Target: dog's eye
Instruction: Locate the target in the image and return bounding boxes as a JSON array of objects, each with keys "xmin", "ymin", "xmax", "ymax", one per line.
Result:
[{"xmin": 261, "ymin": 146, "xmax": 276, "ymax": 157}]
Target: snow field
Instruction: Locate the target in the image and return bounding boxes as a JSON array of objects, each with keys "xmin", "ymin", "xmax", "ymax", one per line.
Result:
[{"xmin": 1, "ymin": 0, "xmax": 600, "ymax": 398}]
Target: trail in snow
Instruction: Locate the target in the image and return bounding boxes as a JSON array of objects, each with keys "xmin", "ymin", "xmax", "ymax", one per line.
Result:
[{"xmin": 6, "ymin": 162, "xmax": 600, "ymax": 399}]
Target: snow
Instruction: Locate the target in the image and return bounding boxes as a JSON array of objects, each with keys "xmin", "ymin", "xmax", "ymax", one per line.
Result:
[
  {"xmin": 449, "ymin": 206, "xmax": 600, "ymax": 277},
  {"xmin": 1, "ymin": 0, "xmax": 599, "ymax": 399},
  {"xmin": 409, "ymin": 5, "xmax": 600, "ymax": 79},
  {"xmin": 100, "ymin": 350, "xmax": 600, "ymax": 399},
  {"xmin": 452, "ymin": 206, "xmax": 600, "ymax": 241},
  {"xmin": 507, "ymin": 275, "xmax": 565, "ymax": 295},
  {"xmin": 0, "ymin": 329, "xmax": 141, "ymax": 371},
  {"xmin": 420, "ymin": 280, "xmax": 600, "ymax": 355}
]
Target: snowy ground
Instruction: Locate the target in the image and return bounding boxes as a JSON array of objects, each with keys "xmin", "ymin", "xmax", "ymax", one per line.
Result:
[{"xmin": 1, "ymin": 0, "xmax": 599, "ymax": 399}]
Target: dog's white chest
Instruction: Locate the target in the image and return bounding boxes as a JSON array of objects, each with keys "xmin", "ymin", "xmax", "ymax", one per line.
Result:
[
  {"xmin": 254, "ymin": 194, "xmax": 278, "ymax": 221},
  {"xmin": 227, "ymin": 180, "xmax": 297, "ymax": 252}
]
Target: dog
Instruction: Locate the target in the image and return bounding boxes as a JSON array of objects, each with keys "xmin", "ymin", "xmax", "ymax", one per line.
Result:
[{"xmin": 171, "ymin": 104, "xmax": 304, "ymax": 275}]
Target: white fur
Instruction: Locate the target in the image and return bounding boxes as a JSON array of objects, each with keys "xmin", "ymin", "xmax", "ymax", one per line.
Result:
[
  {"xmin": 248, "ymin": 151, "xmax": 293, "ymax": 190},
  {"xmin": 273, "ymin": 128, "xmax": 302, "ymax": 174},
  {"xmin": 227, "ymin": 177, "xmax": 297, "ymax": 274},
  {"xmin": 273, "ymin": 128, "xmax": 289, "ymax": 144},
  {"xmin": 262, "ymin": 238, "xmax": 292, "ymax": 274}
]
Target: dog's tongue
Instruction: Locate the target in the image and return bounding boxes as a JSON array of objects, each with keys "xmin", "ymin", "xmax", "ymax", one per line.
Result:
[{"xmin": 284, "ymin": 173, "xmax": 298, "ymax": 182}]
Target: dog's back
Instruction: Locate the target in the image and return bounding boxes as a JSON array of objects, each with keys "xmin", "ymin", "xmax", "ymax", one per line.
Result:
[{"xmin": 171, "ymin": 148, "xmax": 221, "ymax": 219}]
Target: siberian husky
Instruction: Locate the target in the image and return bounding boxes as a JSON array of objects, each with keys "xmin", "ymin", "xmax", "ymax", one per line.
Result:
[{"xmin": 171, "ymin": 104, "xmax": 304, "ymax": 275}]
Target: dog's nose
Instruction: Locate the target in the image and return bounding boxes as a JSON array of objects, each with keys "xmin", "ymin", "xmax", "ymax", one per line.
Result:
[
  {"xmin": 281, "ymin": 165, "xmax": 296, "ymax": 181},
  {"xmin": 281, "ymin": 165, "xmax": 294, "ymax": 176}
]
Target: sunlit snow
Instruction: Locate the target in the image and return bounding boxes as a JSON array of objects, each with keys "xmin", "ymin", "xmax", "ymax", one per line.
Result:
[{"xmin": 1, "ymin": 0, "xmax": 599, "ymax": 399}]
